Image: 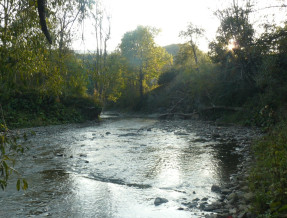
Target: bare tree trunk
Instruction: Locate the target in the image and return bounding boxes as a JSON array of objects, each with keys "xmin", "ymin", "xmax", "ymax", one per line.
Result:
[
  {"xmin": 191, "ymin": 42, "xmax": 199, "ymax": 72},
  {"xmin": 139, "ymin": 68, "xmax": 144, "ymax": 99}
]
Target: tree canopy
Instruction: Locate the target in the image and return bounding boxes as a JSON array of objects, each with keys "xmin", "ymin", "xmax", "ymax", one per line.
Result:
[{"xmin": 119, "ymin": 26, "xmax": 172, "ymax": 99}]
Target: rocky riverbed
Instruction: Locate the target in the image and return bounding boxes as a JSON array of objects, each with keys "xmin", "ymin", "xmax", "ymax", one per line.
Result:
[
  {"xmin": 203, "ymin": 144, "xmax": 257, "ymax": 218},
  {"xmin": 2, "ymin": 114, "xmax": 261, "ymax": 217}
]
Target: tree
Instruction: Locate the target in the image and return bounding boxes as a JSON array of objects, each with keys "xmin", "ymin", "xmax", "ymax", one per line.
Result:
[
  {"xmin": 36, "ymin": 0, "xmax": 95, "ymax": 44},
  {"xmin": 208, "ymin": 2, "xmax": 256, "ymax": 86},
  {"xmin": 179, "ymin": 23, "xmax": 205, "ymax": 72},
  {"xmin": 91, "ymin": 1, "xmax": 111, "ymax": 101},
  {"xmin": 207, "ymin": 2, "xmax": 259, "ymax": 106},
  {"xmin": 120, "ymin": 26, "xmax": 172, "ymax": 99}
]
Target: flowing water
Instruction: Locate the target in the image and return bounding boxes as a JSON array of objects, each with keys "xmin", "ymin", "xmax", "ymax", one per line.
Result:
[{"xmin": 0, "ymin": 114, "xmax": 258, "ymax": 217}]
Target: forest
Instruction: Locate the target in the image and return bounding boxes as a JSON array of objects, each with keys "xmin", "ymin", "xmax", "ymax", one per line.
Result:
[{"xmin": 1, "ymin": 0, "xmax": 287, "ymax": 217}]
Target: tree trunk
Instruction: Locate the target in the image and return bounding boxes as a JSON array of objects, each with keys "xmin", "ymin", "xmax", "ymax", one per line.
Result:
[
  {"xmin": 139, "ymin": 69, "xmax": 144, "ymax": 99},
  {"xmin": 191, "ymin": 42, "xmax": 199, "ymax": 72},
  {"xmin": 37, "ymin": 0, "xmax": 52, "ymax": 44}
]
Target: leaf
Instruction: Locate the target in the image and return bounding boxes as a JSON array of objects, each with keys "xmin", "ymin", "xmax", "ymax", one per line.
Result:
[
  {"xmin": 279, "ymin": 205, "xmax": 287, "ymax": 212},
  {"xmin": 22, "ymin": 179, "xmax": 28, "ymax": 190},
  {"xmin": 3, "ymin": 161, "xmax": 9, "ymax": 179},
  {"xmin": 270, "ymin": 201, "xmax": 281, "ymax": 211},
  {"xmin": 16, "ymin": 179, "xmax": 20, "ymax": 191}
]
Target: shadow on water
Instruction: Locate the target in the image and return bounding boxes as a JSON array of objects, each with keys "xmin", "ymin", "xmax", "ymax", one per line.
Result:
[
  {"xmin": 84, "ymin": 173, "xmax": 152, "ymax": 189},
  {"xmin": 209, "ymin": 142, "xmax": 241, "ymax": 182}
]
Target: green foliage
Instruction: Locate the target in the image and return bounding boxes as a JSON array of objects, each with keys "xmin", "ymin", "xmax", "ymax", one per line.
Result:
[
  {"xmin": 0, "ymin": 113, "xmax": 27, "ymax": 191},
  {"xmin": 119, "ymin": 26, "xmax": 172, "ymax": 101},
  {"xmin": 250, "ymin": 122, "xmax": 287, "ymax": 217},
  {"xmin": 0, "ymin": 90, "xmax": 101, "ymax": 128},
  {"xmin": 158, "ymin": 68, "xmax": 178, "ymax": 85},
  {"xmin": 208, "ymin": 3, "xmax": 258, "ymax": 98}
]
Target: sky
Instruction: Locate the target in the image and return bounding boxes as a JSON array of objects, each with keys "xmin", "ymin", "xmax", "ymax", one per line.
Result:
[{"xmin": 72, "ymin": 0, "xmax": 286, "ymax": 53}]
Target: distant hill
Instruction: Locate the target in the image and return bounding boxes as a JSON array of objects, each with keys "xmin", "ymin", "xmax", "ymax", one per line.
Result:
[{"xmin": 164, "ymin": 44, "xmax": 180, "ymax": 57}]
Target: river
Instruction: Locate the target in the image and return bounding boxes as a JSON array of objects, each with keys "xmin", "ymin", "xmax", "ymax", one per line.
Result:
[{"xmin": 0, "ymin": 114, "xmax": 258, "ymax": 217}]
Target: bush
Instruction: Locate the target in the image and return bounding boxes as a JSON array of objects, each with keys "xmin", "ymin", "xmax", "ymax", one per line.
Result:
[
  {"xmin": 158, "ymin": 69, "xmax": 178, "ymax": 85},
  {"xmin": 249, "ymin": 122, "xmax": 287, "ymax": 217},
  {"xmin": 0, "ymin": 91, "xmax": 102, "ymax": 128}
]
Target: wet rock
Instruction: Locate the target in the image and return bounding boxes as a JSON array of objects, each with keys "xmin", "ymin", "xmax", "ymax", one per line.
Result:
[
  {"xmin": 193, "ymin": 138, "xmax": 208, "ymax": 143},
  {"xmin": 204, "ymin": 205, "xmax": 217, "ymax": 212},
  {"xmin": 69, "ymin": 155, "xmax": 73, "ymax": 158},
  {"xmin": 229, "ymin": 208, "xmax": 237, "ymax": 214},
  {"xmin": 243, "ymin": 192, "xmax": 254, "ymax": 203},
  {"xmin": 106, "ymin": 132, "xmax": 111, "ymax": 135},
  {"xmin": 211, "ymin": 201, "xmax": 222, "ymax": 208},
  {"xmin": 213, "ymin": 208, "xmax": 229, "ymax": 214},
  {"xmin": 154, "ymin": 197, "xmax": 168, "ymax": 206},
  {"xmin": 85, "ymin": 160, "xmax": 89, "ymax": 163},
  {"xmin": 201, "ymin": 197, "xmax": 208, "ymax": 201},
  {"xmin": 238, "ymin": 212, "xmax": 247, "ymax": 218},
  {"xmin": 211, "ymin": 185, "xmax": 221, "ymax": 193},
  {"xmin": 221, "ymin": 189, "xmax": 231, "ymax": 194},
  {"xmin": 80, "ymin": 154, "xmax": 87, "ymax": 157},
  {"xmin": 174, "ymin": 131, "xmax": 189, "ymax": 136},
  {"xmin": 238, "ymin": 204, "xmax": 247, "ymax": 211},
  {"xmin": 193, "ymin": 191, "xmax": 196, "ymax": 194},
  {"xmin": 193, "ymin": 198, "xmax": 200, "ymax": 202},
  {"xmin": 177, "ymin": 207, "xmax": 184, "ymax": 210},
  {"xmin": 204, "ymin": 214, "xmax": 218, "ymax": 218},
  {"xmin": 118, "ymin": 133, "xmax": 139, "ymax": 137},
  {"xmin": 147, "ymin": 128, "xmax": 152, "ymax": 131},
  {"xmin": 212, "ymin": 133, "xmax": 220, "ymax": 138},
  {"xmin": 227, "ymin": 192, "xmax": 237, "ymax": 202},
  {"xmin": 199, "ymin": 202, "xmax": 208, "ymax": 209},
  {"xmin": 182, "ymin": 202, "xmax": 197, "ymax": 208}
]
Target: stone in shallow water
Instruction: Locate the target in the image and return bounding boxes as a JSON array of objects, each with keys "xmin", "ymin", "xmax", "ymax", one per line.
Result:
[
  {"xmin": 118, "ymin": 133, "xmax": 139, "ymax": 137},
  {"xmin": 211, "ymin": 184, "xmax": 221, "ymax": 193},
  {"xmin": 154, "ymin": 197, "xmax": 168, "ymax": 206},
  {"xmin": 174, "ymin": 131, "xmax": 189, "ymax": 136}
]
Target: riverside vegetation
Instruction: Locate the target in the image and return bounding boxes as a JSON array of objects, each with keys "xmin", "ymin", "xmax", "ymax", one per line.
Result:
[{"xmin": 1, "ymin": 0, "xmax": 287, "ymax": 217}]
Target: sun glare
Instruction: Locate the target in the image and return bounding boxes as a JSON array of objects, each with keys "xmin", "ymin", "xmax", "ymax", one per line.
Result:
[{"xmin": 227, "ymin": 39, "xmax": 236, "ymax": 50}]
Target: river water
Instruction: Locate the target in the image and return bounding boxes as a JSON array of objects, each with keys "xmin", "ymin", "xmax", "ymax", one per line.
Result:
[{"xmin": 0, "ymin": 114, "xmax": 258, "ymax": 217}]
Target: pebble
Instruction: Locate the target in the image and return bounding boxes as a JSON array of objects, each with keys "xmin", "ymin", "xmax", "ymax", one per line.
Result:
[
  {"xmin": 154, "ymin": 197, "xmax": 168, "ymax": 206},
  {"xmin": 80, "ymin": 154, "xmax": 87, "ymax": 157}
]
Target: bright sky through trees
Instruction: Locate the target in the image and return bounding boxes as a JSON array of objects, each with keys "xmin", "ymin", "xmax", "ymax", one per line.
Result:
[{"xmin": 73, "ymin": 0, "xmax": 286, "ymax": 52}]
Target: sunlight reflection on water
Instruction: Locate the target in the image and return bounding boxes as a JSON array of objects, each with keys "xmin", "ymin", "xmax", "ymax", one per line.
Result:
[{"xmin": 0, "ymin": 117, "xmax": 255, "ymax": 217}]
